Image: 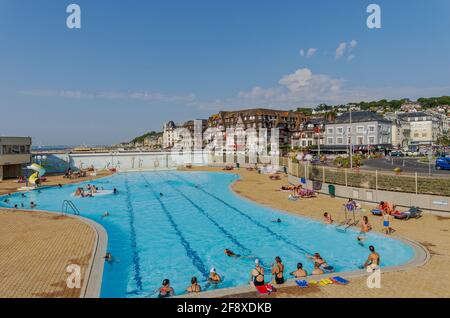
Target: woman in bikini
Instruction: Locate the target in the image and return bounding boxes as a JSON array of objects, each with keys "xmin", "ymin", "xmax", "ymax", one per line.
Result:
[
  {"xmin": 250, "ymin": 259, "xmax": 265, "ymax": 286},
  {"xmin": 271, "ymin": 256, "xmax": 285, "ymax": 284}
]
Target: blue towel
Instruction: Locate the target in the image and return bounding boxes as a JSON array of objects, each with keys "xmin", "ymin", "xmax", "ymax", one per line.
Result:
[
  {"xmin": 295, "ymin": 280, "xmax": 308, "ymax": 288},
  {"xmin": 300, "ymin": 178, "xmax": 306, "ymax": 184},
  {"xmin": 332, "ymin": 276, "xmax": 349, "ymax": 285}
]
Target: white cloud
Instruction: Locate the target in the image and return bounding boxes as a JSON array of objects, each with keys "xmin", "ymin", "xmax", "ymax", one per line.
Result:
[
  {"xmin": 20, "ymin": 89, "xmax": 196, "ymax": 103},
  {"xmin": 299, "ymin": 48, "xmax": 317, "ymax": 59},
  {"xmin": 306, "ymin": 48, "xmax": 317, "ymax": 58},
  {"xmin": 335, "ymin": 42, "xmax": 347, "ymax": 59},
  {"xmin": 349, "ymin": 40, "xmax": 357, "ymax": 49},
  {"xmin": 347, "ymin": 55, "xmax": 355, "ymax": 62}
]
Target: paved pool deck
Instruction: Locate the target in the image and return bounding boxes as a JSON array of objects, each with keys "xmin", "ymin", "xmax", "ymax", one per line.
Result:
[{"xmin": 0, "ymin": 172, "xmax": 110, "ymax": 298}]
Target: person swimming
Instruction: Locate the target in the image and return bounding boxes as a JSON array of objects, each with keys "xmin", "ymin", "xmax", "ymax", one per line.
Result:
[
  {"xmin": 104, "ymin": 252, "xmax": 114, "ymax": 263},
  {"xmin": 272, "ymin": 218, "xmax": 282, "ymax": 223},
  {"xmin": 102, "ymin": 211, "xmax": 110, "ymax": 218},
  {"xmin": 58, "ymin": 184, "xmax": 63, "ymax": 188},
  {"xmin": 30, "ymin": 202, "xmax": 37, "ymax": 208},
  {"xmin": 159, "ymin": 193, "xmax": 163, "ymax": 197},
  {"xmin": 308, "ymin": 253, "xmax": 334, "ymax": 272},
  {"xmin": 208, "ymin": 267, "xmax": 222, "ymax": 284},
  {"xmin": 224, "ymin": 249, "xmax": 240, "ymax": 257},
  {"xmin": 312, "ymin": 262, "xmax": 324, "ymax": 275},
  {"xmin": 290, "ymin": 262, "xmax": 308, "ymax": 278},
  {"xmin": 158, "ymin": 279, "xmax": 174, "ymax": 298},
  {"xmin": 186, "ymin": 277, "xmax": 201, "ymax": 293},
  {"xmin": 113, "ymin": 188, "xmax": 118, "ymax": 195},
  {"xmin": 323, "ymin": 212, "xmax": 333, "ymax": 224}
]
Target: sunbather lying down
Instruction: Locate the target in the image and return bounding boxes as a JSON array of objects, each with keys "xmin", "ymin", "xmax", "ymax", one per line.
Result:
[{"xmin": 269, "ymin": 174, "xmax": 281, "ymax": 180}]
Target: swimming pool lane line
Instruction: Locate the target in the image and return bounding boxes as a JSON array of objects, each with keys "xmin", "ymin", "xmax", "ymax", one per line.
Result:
[
  {"xmin": 170, "ymin": 172, "xmax": 314, "ymax": 257},
  {"xmin": 140, "ymin": 173, "xmax": 210, "ymax": 281},
  {"xmin": 123, "ymin": 173, "xmax": 144, "ymax": 293},
  {"xmin": 154, "ymin": 173, "xmax": 252, "ymax": 255}
]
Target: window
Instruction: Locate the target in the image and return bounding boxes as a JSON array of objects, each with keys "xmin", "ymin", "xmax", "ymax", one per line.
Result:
[
  {"xmin": 327, "ymin": 128, "xmax": 334, "ymax": 134},
  {"xmin": 422, "ymin": 133, "xmax": 427, "ymax": 137},
  {"xmin": 368, "ymin": 125, "xmax": 375, "ymax": 133},
  {"xmin": 327, "ymin": 137, "xmax": 334, "ymax": 144},
  {"xmin": 357, "ymin": 126, "xmax": 364, "ymax": 133},
  {"xmin": 337, "ymin": 127, "xmax": 343, "ymax": 134},
  {"xmin": 369, "ymin": 137, "xmax": 375, "ymax": 144},
  {"xmin": 337, "ymin": 137, "xmax": 343, "ymax": 144},
  {"xmin": 357, "ymin": 136, "xmax": 364, "ymax": 145}
]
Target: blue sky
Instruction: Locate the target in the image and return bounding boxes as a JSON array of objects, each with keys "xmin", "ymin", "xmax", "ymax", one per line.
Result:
[{"xmin": 1, "ymin": 0, "xmax": 449, "ymax": 145}]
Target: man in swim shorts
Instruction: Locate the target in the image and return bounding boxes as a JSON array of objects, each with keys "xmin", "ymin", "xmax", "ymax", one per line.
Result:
[{"xmin": 364, "ymin": 245, "xmax": 380, "ymax": 270}]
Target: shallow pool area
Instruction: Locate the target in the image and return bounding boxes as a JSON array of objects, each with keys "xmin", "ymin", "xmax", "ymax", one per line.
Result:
[{"xmin": 0, "ymin": 171, "xmax": 415, "ymax": 297}]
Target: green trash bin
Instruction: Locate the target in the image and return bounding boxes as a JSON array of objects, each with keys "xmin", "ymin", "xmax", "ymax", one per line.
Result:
[
  {"xmin": 236, "ymin": 163, "xmax": 240, "ymax": 169},
  {"xmin": 328, "ymin": 184, "xmax": 336, "ymax": 197}
]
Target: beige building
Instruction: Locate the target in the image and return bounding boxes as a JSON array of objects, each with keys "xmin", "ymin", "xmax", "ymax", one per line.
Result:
[{"xmin": 0, "ymin": 137, "xmax": 32, "ymax": 180}]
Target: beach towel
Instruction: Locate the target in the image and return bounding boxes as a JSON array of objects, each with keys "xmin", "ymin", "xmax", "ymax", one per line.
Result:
[
  {"xmin": 330, "ymin": 276, "xmax": 349, "ymax": 285},
  {"xmin": 371, "ymin": 209, "xmax": 382, "ymax": 216},
  {"xmin": 255, "ymin": 284, "xmax": 275, "ymax": 295},
  {"xmin": 295, "ymin": 280, "xmax": 309, "ymax": 288}
]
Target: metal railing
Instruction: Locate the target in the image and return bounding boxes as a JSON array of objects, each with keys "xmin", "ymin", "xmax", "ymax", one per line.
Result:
[{"xmin": 61, "ymin": 200, "xmax": 81, "ymax": 215}]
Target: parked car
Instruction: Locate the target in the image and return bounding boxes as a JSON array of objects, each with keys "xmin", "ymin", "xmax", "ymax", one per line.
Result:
[
  {"xmin": 436, "ymin": 156, "xmax": 450, "ymax": 170},
  {"xmin": 390, "ymin": 150, "xmax": 405, "ymax": 157}
]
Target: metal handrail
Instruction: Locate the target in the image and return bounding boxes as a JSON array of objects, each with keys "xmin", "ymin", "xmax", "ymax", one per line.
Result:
[{"xmin": 61, "ymin": 200, "xmax": 80, "ymax": 215}]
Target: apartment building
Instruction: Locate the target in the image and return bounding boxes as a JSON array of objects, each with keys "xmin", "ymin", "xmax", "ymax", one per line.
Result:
[
  {"xmin": 397, "ymin": 112, "xmax": 439, "ymax": 148},
  {"xmin": 0, "ymin": 136, "xmax": 32, "ymax": 180},
  {"xmin": 207, "ymin": 108, "xmax": 307, "ymax": 146},
  {"xmin": 324, "ymin": 111, "xmax": 392, "ymax": 152},
  {"xmin": 291, "ymin": 119, "xmax": 325, "ymax": 149}
]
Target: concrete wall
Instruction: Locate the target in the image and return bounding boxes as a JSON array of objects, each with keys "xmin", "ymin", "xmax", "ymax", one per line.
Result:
[{"xmin": 288, "ymin": 174, "xmax": 450, "ymax": 212}]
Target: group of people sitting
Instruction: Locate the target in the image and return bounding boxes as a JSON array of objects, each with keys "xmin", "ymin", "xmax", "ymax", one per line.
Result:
[
  {"xmin": 74, "ymin": 184, "xmax": 99, "ymax": 197},
  {"xmin": 279, "ymin": 184, "xmax": 315, "ymax": 199},
  {"xmin": 64, "ymin": 168, "xmax": 87, "ymax": 179},
  {"xmin": 156, "ymin": 244, "xmax": 380, "ymax": 297}
]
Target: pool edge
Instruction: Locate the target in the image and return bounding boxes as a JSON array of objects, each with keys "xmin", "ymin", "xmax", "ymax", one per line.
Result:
[{"xmin": 177, "ymin": 236, "xmax": 430, "ymax": 298}]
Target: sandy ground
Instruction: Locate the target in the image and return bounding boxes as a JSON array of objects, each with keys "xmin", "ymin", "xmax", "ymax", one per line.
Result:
[
  {"xmin": 0, "ymin": 171, "xmax": 112, "ymax": 298},
  {"xmin": 181, "ymin": 166, "xmax": 450, "ymax": 298}
]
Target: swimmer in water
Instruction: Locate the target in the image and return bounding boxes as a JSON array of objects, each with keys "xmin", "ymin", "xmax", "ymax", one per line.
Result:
[
  {"xmin": 224, "ymin": 249, "xmax": 241, "ymax": 258},
  {"xmin": 30, "ymin": 202, "xmax": 37, "ymax": 208},
  {"xmin": 272, "ymin": 218, "xmax": 282, "ymax": 223},
  {"xmin": 102, "ymin": 211, "xmax": 110, "ymax": 218},
  {"xmin": 159, "ymin": 193, "xmax": 163, "ymax": 197},
  {"xmin": 113, "ymin": 188, "xmax": 118, "ymax": 195}
]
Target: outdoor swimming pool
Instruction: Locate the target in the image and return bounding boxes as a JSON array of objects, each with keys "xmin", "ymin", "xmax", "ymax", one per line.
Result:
[{"xmin": 0, "ymin": 171, "xmax": 415, "ymax": 297}]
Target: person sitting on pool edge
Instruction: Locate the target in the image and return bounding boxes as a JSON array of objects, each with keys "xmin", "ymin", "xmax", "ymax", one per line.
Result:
[
  {"xmin": 186, "ymin": 277, "xmax": 201, "ymax": 293},
  {"xmin": 158, "ymin": 279, "xmax": 174, "ymax": 298},
  {"xmin": 271, "ymin": 256, "xmax": 285, "ymax": 284},
  {"xmin": 290, "ymin": 262, "xmax": 307, "ymax": 278},
  {"xmin": 208, "ymin": 267, "xmax": 222, "ymax": 284},
  {"xmin": 250, "ymin": 259, "xmax": 265, "ymax": 286}
]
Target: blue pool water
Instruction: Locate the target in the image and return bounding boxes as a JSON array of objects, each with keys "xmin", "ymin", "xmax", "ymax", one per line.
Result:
[{"xmin": 0, "ymin": 171, "xmax": 415, "ymax": 297}]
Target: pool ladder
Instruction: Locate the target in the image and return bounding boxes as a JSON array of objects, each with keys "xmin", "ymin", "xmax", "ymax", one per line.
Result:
[{"xmin": 61, "ymin": 200, "xmax": 81, "ymax": 215}]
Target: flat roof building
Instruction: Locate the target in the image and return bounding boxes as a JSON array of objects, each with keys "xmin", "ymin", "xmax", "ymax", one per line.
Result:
[{"xmin": 0, "ymin": 137, "xmax": 32, "ymax": 180}]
